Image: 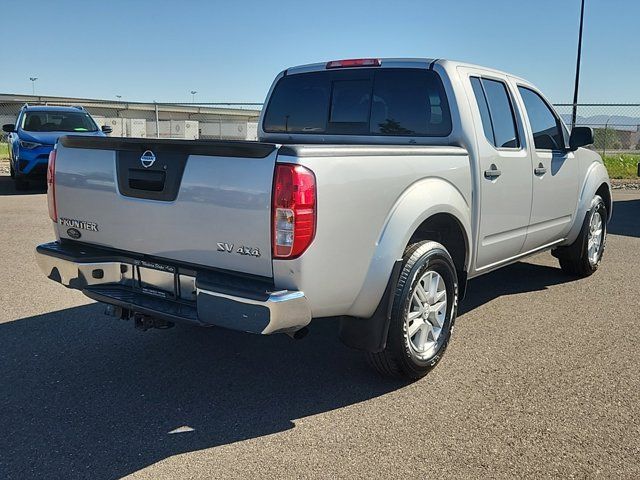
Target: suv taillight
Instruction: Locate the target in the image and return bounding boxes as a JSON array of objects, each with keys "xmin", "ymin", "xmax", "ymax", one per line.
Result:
[
  {"xmin": 47, "ymin": 148, "xmax": 57, "ymax": 222},
  {"xmin": 272, "ymin": 164, "xmax": 316, "ymax": 259}
]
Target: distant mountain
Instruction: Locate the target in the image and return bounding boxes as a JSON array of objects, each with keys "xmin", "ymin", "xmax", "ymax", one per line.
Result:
[{"xmin": 559, "ymin": 114, "xmax": 640, "ymax": 130}]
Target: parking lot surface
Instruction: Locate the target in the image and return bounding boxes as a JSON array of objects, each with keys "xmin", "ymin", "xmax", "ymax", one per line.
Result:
[{"xmin": 0, "ymin": 177, "xmax": 638, "ymax": 479}]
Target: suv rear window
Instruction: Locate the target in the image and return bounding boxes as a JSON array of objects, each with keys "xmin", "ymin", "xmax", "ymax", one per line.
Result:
[{"xmin": 263, "ymin": 68, "xmax": 452, "ymax": 137}]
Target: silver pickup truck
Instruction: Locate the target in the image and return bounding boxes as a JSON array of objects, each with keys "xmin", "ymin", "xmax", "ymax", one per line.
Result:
[{"xmin": 36, "ymin": 58, "xmax": 611, "ymax": 380}]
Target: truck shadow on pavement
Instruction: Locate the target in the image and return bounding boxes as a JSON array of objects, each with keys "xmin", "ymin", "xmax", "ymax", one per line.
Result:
[
  {"xmin": 1, "ymin": 260, "xmax": 579, "ymax": 479},
  {"xmin": 607, "ymin": 197, "xmax": 640, "ymax": 238},
  {"xmin": 0, "ymin": 305, "xmax": 405, "ymax": 479},
  {"xmin": 459, "ymin": 261, "xmax": 575, "ymax": 315}
]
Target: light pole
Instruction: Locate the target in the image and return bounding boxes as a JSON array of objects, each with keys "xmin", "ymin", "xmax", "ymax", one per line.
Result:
[
  {"xmin": 190, "ymin": 90, "xmax": 197, "ymax": 103},
  {"xmin": 571, "ymin": 0, "xmax": 586, "ymax": 130},
  {"xmin": 116, "ymin": 95, "xmax": 122, "ymax": 100},
  {"xmin": 29, "ymin": 77, "xmax": 38, "ymax": 95}
]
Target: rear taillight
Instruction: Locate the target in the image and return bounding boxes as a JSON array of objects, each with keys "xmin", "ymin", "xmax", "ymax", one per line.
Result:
[
  {"xmin": 272, "ymin": 164, "xmax": 316, "ymax": 259},
  {"xmin": 326, "ymin": 58, "xmax": 381, "ymax": 69},
  {"xmin": 47, "ymin": 148, "xmax": 57, "ymax": 222}
]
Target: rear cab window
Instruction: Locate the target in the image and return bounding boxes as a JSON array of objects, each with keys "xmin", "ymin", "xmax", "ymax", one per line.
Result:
[{"xmin": 263, "ymin": 68, "xmax": 452, "ymax": 137}]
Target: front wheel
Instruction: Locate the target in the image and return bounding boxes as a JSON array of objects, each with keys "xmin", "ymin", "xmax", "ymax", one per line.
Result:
[
  {"xmin": 367, "ymin": 241, "xmax": 458, "ymax": 380},
  {"xmin": 553, "ymin": 194, "xmax": 607, "ymax": 277}
]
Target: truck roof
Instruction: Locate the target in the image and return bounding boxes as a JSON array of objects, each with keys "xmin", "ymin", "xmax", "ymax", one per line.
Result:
[{"xmin": 285, "ymin": 58, "xmax": 528, "ymax": 83}]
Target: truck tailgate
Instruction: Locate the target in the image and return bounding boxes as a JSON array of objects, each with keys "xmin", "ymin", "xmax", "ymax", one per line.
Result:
[{"xmin": 54, "ymin": 136, "xmax": 277, "ymax": 278}]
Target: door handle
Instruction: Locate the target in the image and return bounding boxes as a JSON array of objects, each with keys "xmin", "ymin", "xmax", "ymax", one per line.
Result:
[
  {"xmin": 484, "ymin": 165, "xmax": 502, "ymax": 179},
  {"xmin": 534, "ymin": 165, "xmax": 547, "ymax": 176}
]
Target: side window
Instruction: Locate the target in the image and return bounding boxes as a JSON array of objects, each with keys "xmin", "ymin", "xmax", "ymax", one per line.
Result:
[
  {"xmin": 518, "ymin": 86, "xmax": 564, "ymax": 150},
  {"xmin": 470, "ymin": 76, "xmax": 519, "ymax": 148}
]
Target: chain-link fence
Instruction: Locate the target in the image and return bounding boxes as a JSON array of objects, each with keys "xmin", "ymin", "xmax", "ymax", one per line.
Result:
[
  {"xmin": 1, "ymin": 96, "xmax": 639, "ymax": 157},
  {"xmin": 554, "ymin": 103, "xmax": 640, "ymax": 156}
]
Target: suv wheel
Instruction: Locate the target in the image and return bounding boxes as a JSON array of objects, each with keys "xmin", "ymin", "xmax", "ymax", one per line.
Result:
[
  {"xmin": 367, "ymin": 241, "xmax": 459, "ymax": 380},
  {"xmin": 553, "ymin": 194, "xmax": 607, "ymax": 277}
]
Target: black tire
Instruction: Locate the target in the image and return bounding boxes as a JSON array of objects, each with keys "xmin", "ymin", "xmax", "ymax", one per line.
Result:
[
  {"xmin": 553, "ymin": 195, "xmax": 607, "ymax": 277},
  {"xmin": 14, "ymin": 176, "xmax": 29, "ymax": 191},
  {"xmin": 367, "ymin": 241, "xmax": 459, "ymax": 380}
]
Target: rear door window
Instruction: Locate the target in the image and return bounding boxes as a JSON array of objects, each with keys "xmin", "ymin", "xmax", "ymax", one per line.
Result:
[
  {"xmin": 263, "ymin": 68, "xmax": 452, "ymax": 137},
  {"xmin": 470, "ymin": 77, "xmax": 495, "ymax": 145},
  {"xmin": 470, "ymin": 77, "xmax": 519, "ymax": 148}
]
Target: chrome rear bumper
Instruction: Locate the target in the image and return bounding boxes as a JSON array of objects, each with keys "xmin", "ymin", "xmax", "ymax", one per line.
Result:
[{"xmin": 35, "ymin": 242, "xmax": 312, "ymax": 335}]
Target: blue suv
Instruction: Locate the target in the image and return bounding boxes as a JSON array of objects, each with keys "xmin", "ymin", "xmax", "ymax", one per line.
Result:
[{"xmin": 2, "ymin": 105, "xmax": 111, "ymax": 190}]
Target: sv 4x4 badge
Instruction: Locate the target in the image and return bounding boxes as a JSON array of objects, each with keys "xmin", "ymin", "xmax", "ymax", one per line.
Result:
[{"xmin": 217, "ymin": 242, "xmax": 261, "ymax": 258}]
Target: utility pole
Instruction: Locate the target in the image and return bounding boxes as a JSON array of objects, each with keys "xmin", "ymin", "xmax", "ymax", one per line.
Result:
[
  {"xmin": 602, "ymin": 116, "xmax": 611, "ymax": 157},
  {"xmin": 571, "ymin": 0, "xmax": 586, "ymax": 130},
  {"xmin": 29, "ymin": 77, "xmax": 38, "ymax": 95},
  {"xmin": 154, "ymin": 101, "xmax": 160, "ymax": 138}
]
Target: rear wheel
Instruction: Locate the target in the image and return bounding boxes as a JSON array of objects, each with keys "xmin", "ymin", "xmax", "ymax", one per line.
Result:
[
  {"xmin": 554, "ymin": 194, "xmax": 607, "ymax": 277},
  {"xmin": 367, "ymin": 241, "xmax": 458, "ymax": 380}
]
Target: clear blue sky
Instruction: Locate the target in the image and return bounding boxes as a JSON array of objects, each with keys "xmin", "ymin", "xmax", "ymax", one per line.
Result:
[{"xmin": 1, "ymin": 0, "xmax": 638, "ymax": 103}]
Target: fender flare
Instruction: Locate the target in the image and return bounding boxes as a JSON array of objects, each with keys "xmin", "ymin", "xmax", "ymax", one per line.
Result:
[
  {"xmin": 339, "ymin": 177, "xmax": 472, "ymax": 352},
  {"xmin": 564, "ymin": 161, "xmax": 611, "ymax": 245}
]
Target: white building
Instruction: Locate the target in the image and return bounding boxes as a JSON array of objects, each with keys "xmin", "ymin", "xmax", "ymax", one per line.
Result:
[{"xmin": 0, "ymin": 93, "xmax": 262, "ymax": 140}]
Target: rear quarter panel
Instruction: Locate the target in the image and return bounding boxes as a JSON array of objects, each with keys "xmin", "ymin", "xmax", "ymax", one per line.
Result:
[{"xmin": 272, "ymin": 145, "xmax": 472, "ymax": 318}]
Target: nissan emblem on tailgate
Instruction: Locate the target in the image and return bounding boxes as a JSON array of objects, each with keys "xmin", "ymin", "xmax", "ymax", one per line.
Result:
[{"xmin": 140, "ymin": 150, "xmax": 156, "ymax": 168}]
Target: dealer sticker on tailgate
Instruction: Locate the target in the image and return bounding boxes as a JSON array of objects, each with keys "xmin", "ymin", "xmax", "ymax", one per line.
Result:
[{"xmin": 134, "ymin": 259, "xmax": 176, "ymax": 274}]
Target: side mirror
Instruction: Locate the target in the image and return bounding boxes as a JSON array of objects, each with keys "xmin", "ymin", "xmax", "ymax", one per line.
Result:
[
  {"xmin": 569, "ymin": 126, "xmax": 594, "ymax": 151},
  {"xmin": 2, "ymin": 124, "xmax": 15, "ymax": 133},
  {"xmin": 101, "ymin": 125, "xmax": 113, "ymax": 134}
]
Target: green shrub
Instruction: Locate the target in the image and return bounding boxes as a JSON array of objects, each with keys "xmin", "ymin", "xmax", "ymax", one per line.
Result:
[{"xmin": 603, "ymin": 154, "xmax": 640, "ymax": 179}]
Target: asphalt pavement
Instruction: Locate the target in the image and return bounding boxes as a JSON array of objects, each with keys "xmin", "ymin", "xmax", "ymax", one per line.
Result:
[{"xmin": 0, "ymin": 176, "xmax": 638, "ymax": 479}]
